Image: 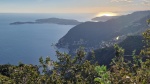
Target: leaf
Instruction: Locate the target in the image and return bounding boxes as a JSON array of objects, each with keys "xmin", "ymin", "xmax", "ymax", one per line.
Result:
[
  {"xmin": 94, "ymin": 77, "xmax": 101, "ymax": 82},
  {"xmin": 147, "ymin": 19, "xmax": 150, "ymax": 24}
]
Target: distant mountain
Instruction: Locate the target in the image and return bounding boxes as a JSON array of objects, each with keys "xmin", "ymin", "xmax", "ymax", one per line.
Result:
[
  {"xmin": 91, "ymin": 16, "xmax": 118, "ymax": 22},
  {"xmin": 10, "ymin": 18, "xmax": 82, "ymax": 25},
  {"xmin": 86, "ymin": 36, "xmax": 144, "ymax": 66},
  {"xmin": 10, "ymin": 22, "xmax": 35, "ymax": 25},
  {"xmin": 56, "ymin": 11, "xmax": 150, "ymax": 54}
]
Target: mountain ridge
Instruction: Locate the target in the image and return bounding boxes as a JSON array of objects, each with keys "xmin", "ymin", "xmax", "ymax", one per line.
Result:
[{"xmin": 56, "ymin": 10, "xmax": 150, "ymax": 55}]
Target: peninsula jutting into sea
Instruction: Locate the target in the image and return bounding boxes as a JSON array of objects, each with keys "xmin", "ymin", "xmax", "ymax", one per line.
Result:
[{"xmin": 10, "ymin": 17, "xmax": 82, "ymax": 25}]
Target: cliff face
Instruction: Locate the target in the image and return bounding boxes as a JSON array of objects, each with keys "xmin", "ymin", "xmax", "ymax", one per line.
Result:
[{"xmin": 56, "ymin": 11, "xmax": 150, "ymax": 54}]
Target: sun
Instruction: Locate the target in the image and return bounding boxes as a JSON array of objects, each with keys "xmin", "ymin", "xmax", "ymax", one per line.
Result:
[{"xmin": 96, "ymin": 12, "xmax": 118, "ymax": 17}]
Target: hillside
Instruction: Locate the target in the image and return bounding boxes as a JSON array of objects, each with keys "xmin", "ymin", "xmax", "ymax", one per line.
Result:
[
  {"xmin": 86, "ymin": 36, "xmax": 144, "ymax": 66},
  {"xmin": 56, "ymin": 11, "xmax": 150, "ymax": 54}
]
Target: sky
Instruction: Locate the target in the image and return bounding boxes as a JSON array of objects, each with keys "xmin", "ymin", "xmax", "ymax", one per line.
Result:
[{"xmin": 0, "ymin": 0, "xmax": 150, "ymax": 15}]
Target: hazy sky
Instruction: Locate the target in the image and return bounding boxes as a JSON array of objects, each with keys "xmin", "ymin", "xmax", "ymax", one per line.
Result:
[{"xmin": 0, "ymin": 0, "xmax": 150, "ymax": 14}]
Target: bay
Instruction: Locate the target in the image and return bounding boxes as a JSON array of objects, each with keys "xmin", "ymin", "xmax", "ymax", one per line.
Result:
[{"xmin": 0, "ymin": 13, "xmax": 94, "ymax": 65}]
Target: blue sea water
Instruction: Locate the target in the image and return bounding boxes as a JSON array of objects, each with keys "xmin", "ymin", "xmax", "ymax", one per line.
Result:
[{"xmin": 0, "ymin": 13, "xmax": 94, "ymax": 65}]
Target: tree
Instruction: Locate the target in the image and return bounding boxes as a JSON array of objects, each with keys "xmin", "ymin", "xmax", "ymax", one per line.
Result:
[
  {"xmin": 0, "ymin": 74, "xmax": 14, "ymax": 83},
  {"xmin": 109, "ymin": 19, "xmax": 150, "ymax": 84},
  {"xmin": 39, "ymin": 47, "xmax": 99, "ymax": 84}
]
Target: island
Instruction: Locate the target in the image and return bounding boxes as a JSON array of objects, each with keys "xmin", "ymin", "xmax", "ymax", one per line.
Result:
[{"xmin": 10, "ymin": 18, "xmax": 82, "ymax": 25}]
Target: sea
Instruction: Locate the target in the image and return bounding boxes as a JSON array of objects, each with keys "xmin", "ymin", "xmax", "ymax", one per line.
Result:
[{"xmin": 0, "ymin": 13, "xmax": 94, "ymax": 65}]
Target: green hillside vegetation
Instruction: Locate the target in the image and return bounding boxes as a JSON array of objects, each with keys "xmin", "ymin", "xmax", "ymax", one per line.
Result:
[
  {"xmin": 0, "ymin": 20, "xmax": 150, "ymax": 84},
  {"xmin": 87, "ymin": 36, "xmax": 144, "ymax": 66}
]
